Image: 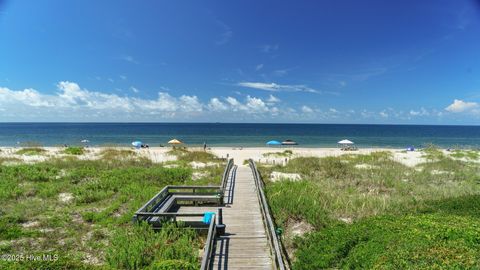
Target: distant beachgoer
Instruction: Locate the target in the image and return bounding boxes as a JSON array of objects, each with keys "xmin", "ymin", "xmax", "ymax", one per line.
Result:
[{"xmin": 203, "ymin": 142, "xmax": 207, "ymax": 151}]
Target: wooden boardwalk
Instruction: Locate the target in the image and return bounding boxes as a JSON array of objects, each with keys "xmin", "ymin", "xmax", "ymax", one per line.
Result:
[{"xmin": 210, "ymin": 164, "xmax": 273, "ymax": 270}]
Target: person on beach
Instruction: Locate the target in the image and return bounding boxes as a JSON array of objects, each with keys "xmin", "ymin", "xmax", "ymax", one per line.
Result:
[{"xmin": 203, "ymin": 141, "xmax": 207, "ymax": 151}]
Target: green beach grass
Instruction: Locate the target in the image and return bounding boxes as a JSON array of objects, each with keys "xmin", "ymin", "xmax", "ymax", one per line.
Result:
[
  {"xmin": 15, "ymin": 147, "xmax": 46, "ymax": 156},
  {"xmin": 258, "ymin": 149, "xmax": 480, "ymax": 269},
  {"xmin": 0, "ymin": 148, "xmax": 223, "ymax": 269}
]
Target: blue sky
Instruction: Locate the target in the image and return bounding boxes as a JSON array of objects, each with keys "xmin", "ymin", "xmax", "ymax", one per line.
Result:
[{"xmin": 0, "ymin": 0, "xmax": 479, "ymax": 123}]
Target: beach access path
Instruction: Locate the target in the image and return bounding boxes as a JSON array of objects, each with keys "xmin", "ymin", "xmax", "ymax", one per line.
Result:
[{"xmin": 210, "ymin": 164, "xmax": 273, "ymax": 270}]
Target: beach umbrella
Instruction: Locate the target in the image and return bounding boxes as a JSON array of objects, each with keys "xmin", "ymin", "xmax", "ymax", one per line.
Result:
[
  {"xmin": 132, "ymin": 141, "xmax": 142, "ymax": 148},
  {"xmin": 266, "ymin": 140, "xmax": 282, "ymax": 146},
  {"xmin": 338, "ymin": 139, "xmax": 354, "ymax": 144},
  {"xmin": 168, "ymin": 139, "xmax": 182, "ymax": 145}
]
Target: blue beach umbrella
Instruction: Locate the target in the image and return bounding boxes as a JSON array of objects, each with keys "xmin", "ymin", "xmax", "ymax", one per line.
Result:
[
  {"xmin": 131, "ymin": 141, "xmax": 142, "ymax": 148},
  {"xmin": 266, "ymin": 140, "xmax": 282, "ymax": 146}
]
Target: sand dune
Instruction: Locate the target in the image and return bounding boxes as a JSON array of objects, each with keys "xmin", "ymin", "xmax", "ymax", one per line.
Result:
[{"xmin": 0, "ymin": 146, "xmax": 432, "ymax": 167}]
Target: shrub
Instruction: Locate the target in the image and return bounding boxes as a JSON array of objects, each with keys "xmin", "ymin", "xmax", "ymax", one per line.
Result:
[
  {"xmin": 293, "ymin": 213, "xmax": 480, "ymax": 269},
  {"xmin": 265, "ymin": 180, "xmax": 331, "ymax": 229},
  {"xmin": 15, "ymin": 147, "xmax": 46, "ymax": 156},
  {"xmin": 106, "ymin": 222, "xmax": 199, "ymax": 269},
  {"xmin": 150, "ymin": 259, "xmax": 197, "ymax": 270},
  {"xmin": 168, "ymin": 148, "xmax": 219, "ymax": 163},
  {"xmin": 63, "ymin": 146, "xmax": 85, "ymax": 155}
]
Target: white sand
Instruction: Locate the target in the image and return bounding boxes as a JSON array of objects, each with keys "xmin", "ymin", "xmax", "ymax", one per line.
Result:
[{"xmin": 0, "ymin": 146, "xmax": 430, "ymax": 167}]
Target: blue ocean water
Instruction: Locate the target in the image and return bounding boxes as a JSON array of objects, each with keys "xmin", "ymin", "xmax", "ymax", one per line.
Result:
[{"xmin": 0, "ymin": 123, "xmax": 479, "ymax": 148}]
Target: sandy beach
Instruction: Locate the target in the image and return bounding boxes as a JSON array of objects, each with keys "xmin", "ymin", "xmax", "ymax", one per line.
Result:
[{"xmin": 0, "ymin": 146, "xmax": 441, "ymax": 167}]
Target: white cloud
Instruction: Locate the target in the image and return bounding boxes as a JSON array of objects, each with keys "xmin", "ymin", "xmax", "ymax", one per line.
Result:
[
  {"xmin": 0, "ymin": 82, "xmax": 212, "ymax": 120},
  {"xmin": 119, "ymin": 75, "xmax": 127, "ymax": 80},
  {"xmin": 0, "ymin": 87, "xmax": 55, "ymax": 107},
  {"xmin": 135, "ymin": 92, "xmax": 178, "ymax": 112},
  {"xmin": 445, "ymin": 99, "xmax": 479, "ymax": 113},
  {"xmin": 208, "ymin": 98, "xmax": 228, "ymax": 111},
  {"xmin": 179, "ymin": 95, "xmax": 203, "ymax": 112},
  {"xmin": 237, "ymin": 82, "xmax": 319, "ymax": 93},
  {"xmin": 255, "ymin": 64, "xmax": 264, "ymax": 71},
  {"xmin": 409, "ymin": 107, "xmax": 429, "ymax": 116},
  {"xmin": 130, "ymin": 86, "xmax": 139, "ymax": 93},
  {"xmin": 225, "ymin": 96, "xmax": 246, "ymax": 111},
  {"xmin": 267, "ymin": 94, "xmax": 280, "ymax": 103},
  {"xmin": 245, "ymin": 95, "xmax": 268, "ymax": 113},
  {"xmin": 1, "ymin": 81, "xmax": 459, "ymax": 122},
  {"xmin": 301, "ymin": 105, "xmax": 314, "ymax": 113}
]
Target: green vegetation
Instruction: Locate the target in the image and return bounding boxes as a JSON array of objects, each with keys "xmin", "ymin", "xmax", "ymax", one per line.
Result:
[
  {"xmin": 263, "ymin": 150, "xmax": 293, "ymax": 157},
  {"xmin": 294, "ymin": 210, "xmax": 480, "ymax": 269},
  {"xmin": 107, "ymin": 222, "xmax": 199, "ymax": 269},
  {"xmin": 0, "ymin": 148, "xmax": 222, "ymax": 269},
  {"xmin": 64, "ymin": 146, "xmax": 85, "ymax": 155},
  {"xmin": 450, "ymin": 149, "xmax": 480, "ymax": 160},
  {"xmin": 99, "ymin": 148, "xmax": 136, "ymax": 159},
  {"xmin": 167, "ymin": 149, "xmax": 225, "ymax": 184},
  {"xmin": 168, "ymin": 148, "xmax": 221, "ymax": 163},
  {"xmin": 259, "ymin": 150, "xmax": 480, "ymax": 268},
  {"xmin": 15, "ymin": 147, "xmax": 46, "ymax": 156}
]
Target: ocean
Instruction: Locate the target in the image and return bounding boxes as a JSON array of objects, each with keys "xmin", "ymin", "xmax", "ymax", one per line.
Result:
[{"xmin": 0, "ymin": 123, "xmax": 479, "ymax": 148}]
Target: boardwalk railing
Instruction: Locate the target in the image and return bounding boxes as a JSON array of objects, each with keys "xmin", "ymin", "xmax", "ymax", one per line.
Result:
[
  {"xmin": 249, "ymin": 159, "xmax": 290, "ymax": 270},
  {"xmin": 220, "ymin": 158, "xmax": 234, "ymax": 203},
  {"xmin": 200, "ymin": 214, "xmax": 217, "ymax": 270},
  {"xmin": 132, "ymin": 185, "xmax": 221, "ymax": 224},
  {"xmin": 133, "ymin": 159, "xmax": 234, "ymax": 269},
  {"xmin": 133, "ymin": 158, "xmax": 234, "ymax": 225}
]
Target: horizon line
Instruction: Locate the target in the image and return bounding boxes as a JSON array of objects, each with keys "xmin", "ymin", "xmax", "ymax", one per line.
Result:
[{"xmin": 0, "ymin": 121, "xmax": 479, "ymax": 127}]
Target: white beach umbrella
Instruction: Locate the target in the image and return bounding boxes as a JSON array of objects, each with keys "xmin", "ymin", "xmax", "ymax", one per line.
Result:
[
  {"xmin": 338, "ymin": 139, "xmax": 354, "ymax": 144},
  {"xmin": 168, "ymin": 139, "xmax": 183, "ymax": 145}
]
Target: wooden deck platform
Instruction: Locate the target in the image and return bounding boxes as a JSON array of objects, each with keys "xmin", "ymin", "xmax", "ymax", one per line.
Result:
[{"xmin": 210, "ymin": 164, "xmax": 274, "ymax": 270}]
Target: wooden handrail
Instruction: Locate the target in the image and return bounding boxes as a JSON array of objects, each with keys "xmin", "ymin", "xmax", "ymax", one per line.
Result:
[
  {"xmin": 133, "ymin": 159, "xmax": 235, "ymax": 269},
  {"xmin": 135, "ymin": 186, "xmax": 169, "ymax": 213},
  {"xmin": 134, "ymin": 159, "xmax": 234, "ymax": 221},
  {"xmin": 135, "ymin": 212, "xmax": 205, "ymax": 217},
  {"xmin": 168, "ymin": 185, "xmax": 222, "ymax": 189},
  {"xmin": 220, "ymin": 159, "xmax": 234, "ymax": 190},
  {"xmin": 249, "ymin": 159, "xmax": 290, "ymax": 270},
  {"xmin": 200, "ymin": 214, "xmax": 217, "ymax": 270}
]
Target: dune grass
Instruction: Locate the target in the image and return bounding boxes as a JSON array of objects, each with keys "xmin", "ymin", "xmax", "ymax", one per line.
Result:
[
  {"xmin": 0, "ymin": 149, "xmax": 223, "ymax": 269},
  {"xmin": 294, "ymin": 207, "xmax": 480, "ymax": 269},
  {"xmin": 450, "ymin": 149, "xmax": 480, "ymax": 160},
  {"xmin": 167, "ymin": 148, "xmax": 221, "ymax": 163},
  {"xmin": 263, "ymin": 150, "xmax": 293, "ymax": 157},
  {"xmin": 15, "ymin": 147, "xmax": 46, "ymax": 156},
  {"xmin": 106, "ymin": 222, "xmax": 200, "ymax": 270},
  {"xmin": 63, "ymin": 146, "xmax": 85, "ymax": 155},
  {"xmin": 258, "ymin": 150, "xmax": 480, "ymax": 268}
]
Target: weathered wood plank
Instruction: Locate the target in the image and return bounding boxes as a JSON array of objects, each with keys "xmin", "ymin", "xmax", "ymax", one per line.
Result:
[{"xmin": 209, "ymin": 165, "xmax": 274, "ymax": 270}]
